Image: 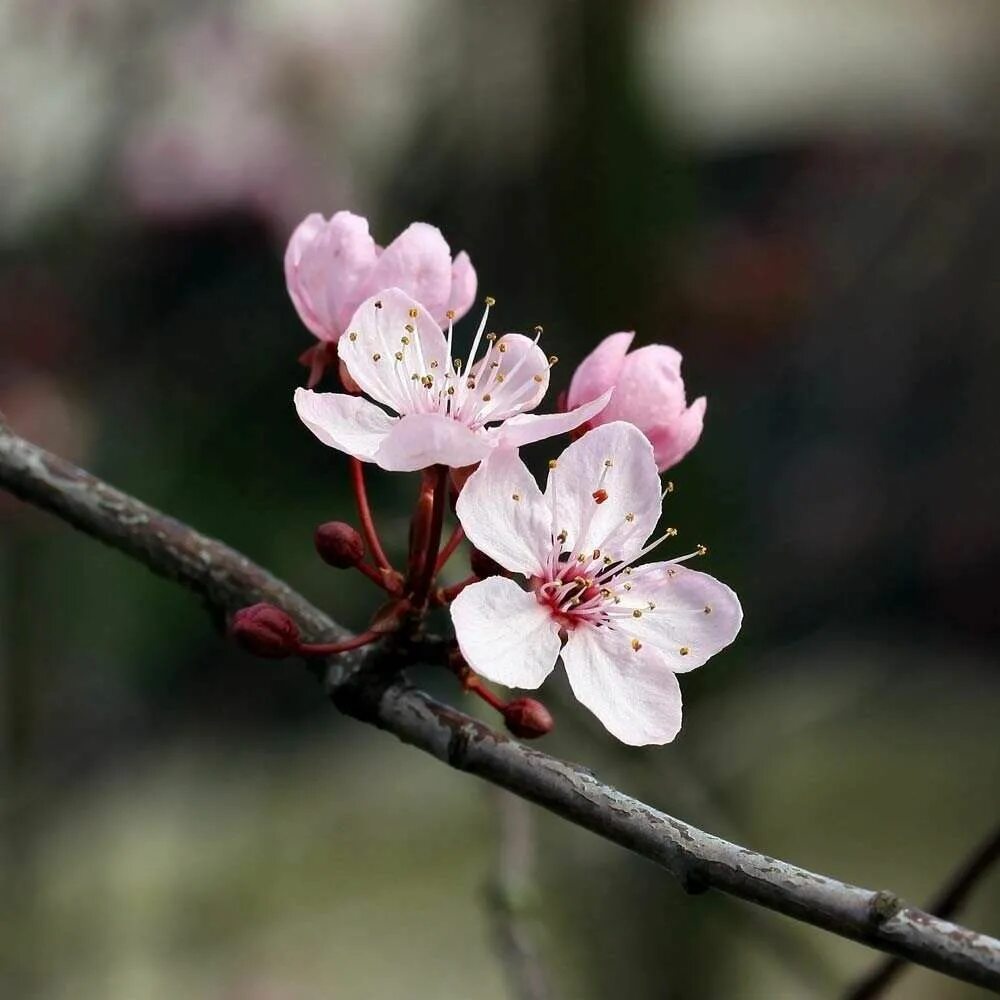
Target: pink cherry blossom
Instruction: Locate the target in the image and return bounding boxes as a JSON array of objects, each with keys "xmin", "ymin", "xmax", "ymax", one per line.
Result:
[
  {"xmin": 284, "ymin": 211, "xmax": 478, "ymax": 344},
  {"xmin": 450, "ymin": 422, "xmax": 741, "ymax": 745},
  {"xmin": 295, "ymin": 288, "xmax": 611, "ymax": 472},
  {"xmin": 567, "ymin": 332, "xmax": 707, "ymax": 472}
]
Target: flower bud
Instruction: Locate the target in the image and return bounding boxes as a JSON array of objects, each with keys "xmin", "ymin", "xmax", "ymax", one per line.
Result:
[
  {"xmin": 566, "ymin": 332, "xmax": 706, "ymax": 472},
  {"xmin": 469, "ymin": 547, "xmax": 503, "ymax": 579},
  {"xmin": 502, "ymin": 698, "xmax": 554, "ymax": 739},
  {"xmin": 230, "ymin": 603, "xmax": 300, "ymax": 659},
  {"xmin": 314, "ymin": 521, "xmax": 365, "ymax": 568}
]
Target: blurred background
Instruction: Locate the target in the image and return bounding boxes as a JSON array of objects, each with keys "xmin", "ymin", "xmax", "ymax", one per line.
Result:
[{"xmin": 2, "ymin": 1, "xmax": 1000, "ymax": 997}]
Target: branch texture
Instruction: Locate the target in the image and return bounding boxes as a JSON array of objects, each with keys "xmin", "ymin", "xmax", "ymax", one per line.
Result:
[{"xmin": 2, "ymin": 422, "xmax": 999, "ymax": 994}]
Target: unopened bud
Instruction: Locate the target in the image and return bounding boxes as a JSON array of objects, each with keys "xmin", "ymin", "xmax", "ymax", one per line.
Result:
[
  {"xmin": 314, "ymin": 521, "xmax": 365, "ymax": 568},
  {"xmin": 470, "ymin": 547, "xmax": 503, "ymax": 579},
  {"xmin": 230, "ymin": 603, "xmax": 300, "ymax": 659},
  {"xmin": 502, "ymin": 698, "xmax": 554, "ymax": 739}
]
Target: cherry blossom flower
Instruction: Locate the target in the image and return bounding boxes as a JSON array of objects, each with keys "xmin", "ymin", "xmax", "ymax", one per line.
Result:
[
  {"xmin": 285, "ymin": 212, "xmax": 478, "ymax": 346},
  {"xmin": 567, "ymin": 332, "xmax": 706, "ymax": 472},
  {"xmin": 295, "ymin": 288, "xmax": 611, "ymax": 472},
  {"xmin": 450, "ymin": 422, "xmax": 741, "ymax": 745}
]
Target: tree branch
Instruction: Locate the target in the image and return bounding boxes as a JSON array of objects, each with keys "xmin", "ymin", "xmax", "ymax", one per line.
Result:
[
  {"xmin": 2, "ymin": 421, "xmax": 999, "ymax": 993},
  {"xmin": 846, "ymin": 820, "xmax": 1000, "ymax": 999}
]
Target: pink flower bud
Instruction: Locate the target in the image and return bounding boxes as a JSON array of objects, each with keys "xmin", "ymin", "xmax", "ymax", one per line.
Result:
[
  {"xmin": 284, "ymin": 212, "xmax": 478, "ymax": 345},
  {"xmin": 566, "ymin": 332, "xmax": 706, "ymax": 473},
  {"xmin": 230, "ymin": 604, "xmax": 300, "ymax": 659},
  {"xmin": 502, "ymin": 698, "xmax": 554, "ymax": 740},
  {"xmin": 469, "ymin": 547, "xmax": 504, "ymax": 579},
  {"xmin": 314, "ymin": 521, "xmax": 365, "ymax": 568}
]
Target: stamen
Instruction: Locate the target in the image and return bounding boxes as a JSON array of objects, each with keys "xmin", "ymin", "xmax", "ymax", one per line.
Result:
[
  {"xmin": 679, "ymin": 647, "xmax": 690, "ymax": 656},
  {"xmin": 348, "ymin": 332, "xmax": 357, "ymax": 342},
  {"xmin": 408, "ymin": 307, "xmax": 419, "ymax": 319},
  {"xmin": 512, "ymin": 493, "xmax": 521, "ymax": 502},
  {"xmin": 631, "ymin": 638, "xmax": 642, "ymax": 652}
]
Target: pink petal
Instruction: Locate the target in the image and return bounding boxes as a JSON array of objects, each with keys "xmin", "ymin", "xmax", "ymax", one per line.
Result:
[
  {"xmin": 647, "ymin": 396, "xmax": 707, "ymax": 473},
  {"xmin": 363, "ymin": 222, "xmax": 454, "ymax": 321},
  {"xmin": 372, "ymin": 412, "xmax": 490, "ymax": 472},
  {"xmin": 566, "ymin": 331, "xmax": 634, "ymax": 411},
  {"xmin": 455, "ymin": 447, "xmax": 552, "ymax": 577},
  {"xmin": 284, "ymin": 211, "xmax": 378, "ymax": 342},
  {"xmin": 543, "ymin": 420, "xmax": 661, "ymax": 566},
  {"xmin": 491, "ymin": 389, "xmax": 613, "ymax": 450},
  {"xmin": 610, "ymin": 562, "xmax": 742, "ymax": 672},
  {"xmin": 451, "ymin": 577, "xmax": 561, "ymax": 689},
  {"xmin": 469, "ymin": 333, "xmax": 550, "ymax": 422},
  {"xmin": 445, "ymin": 250, "xmax": 478, "ymax": 322},
  {"xmin": 601, "ymin": 343, "xmax": 686, "ymax": 425},
  {"xmin": 293, "ymin": 387, "xmax": 394, "ymax": 462},
  {"xmin": 562, "ymin": 625, "xmax": 683, "ymax": 746},
  {"xmin": 337, "ymin": 288, "xmax": 450, "ymax": 414}
]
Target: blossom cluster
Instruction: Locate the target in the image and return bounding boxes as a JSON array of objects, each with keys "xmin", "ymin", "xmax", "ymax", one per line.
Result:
[{"xmin": 234, "ymin": 211, "xmax": 741, "ymax": 747}]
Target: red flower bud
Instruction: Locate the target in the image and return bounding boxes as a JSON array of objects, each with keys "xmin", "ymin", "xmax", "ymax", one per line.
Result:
[
  {"xmin": 230, "ymin": 603, "xmax": 300, "ymax": 659},
  {"xmin": 502, "ymin": 698, "xmax": 554, "ymax": 739},
  {"xmin": 314, "ymin": 521, "xmax": 365, "ymax": 568},
  {"xmin": 469, "ymin": 547, "xmax": 503, "ymax": 579}
]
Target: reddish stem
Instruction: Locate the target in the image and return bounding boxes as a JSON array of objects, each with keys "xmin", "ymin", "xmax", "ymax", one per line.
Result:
[
  {"xmin": 436, "ymin": 574, "xmax": 477, "ymax": 604},
  {"xmin": 435, "ymin": 523, "xmax": 465, "ymax": 572},
  {"xmin": 465, "ymin": 674, "xmax": 507, "ymax": 713},
  {"xmin": 349, "ymin": 457, "xmax": 392, "ymax": 572},
  {"xmin": 410, "ymin": 465, "xmax": 449, "ymax": 607},
  {"xmin": 354, "ymin": 560, "xmax": 396, "ymax": 592},
  {"xmin": 297, "ymin": 629, "xmax": 380, "ymax": 656}
]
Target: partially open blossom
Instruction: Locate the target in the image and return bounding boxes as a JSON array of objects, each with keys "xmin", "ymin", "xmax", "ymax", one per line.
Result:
[
  {"xmin": 567, "ymin": 332, "xmax": 706, "ymax": 472},
  {"xmin": 285, "ymin": 212, "xmax": 478, "ymax": 345},
  {"xmin": 294, "ymin": 288, "xmax": 611, "ymax": 472},
  {"xmin": 450, "ymin": 422, "xmax": 741, "ymax": 746}
]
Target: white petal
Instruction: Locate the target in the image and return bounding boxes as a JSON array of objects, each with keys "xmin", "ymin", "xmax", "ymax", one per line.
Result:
[
  {"xmin": 562, "ymin": 625, "xmax": 682, "ymax": 746},
  {"xmin": 451, "ymin": 577, "xmax": 561, "ymax": 689},
  {"xmin": 372, "ymin": 413, "xmax": 490, "ymax": 472},
  {"xmin": 468, "ymin": 333, "xmax": 550, "ymax": 422},
  {"xmin": 294, "ymin": 388, "xmax": 394, "ymax": 462},
  {"xmin": 491, "ymin": 389, "xmax": 612, "ymax": 449},
  {"xmin": 544, "ymin": 421, "xmax": 661, "ymax": 565},
  {"xmin": 611, "ymin": 563, "xmax": 742, "ymax": 672},
  {"xmin": 455, "ymin": 447, "xmax": 553, "ymax": 577},
  {"xmin": 338, "ymin": 288, "xmax": 450, "ymax": 415}
]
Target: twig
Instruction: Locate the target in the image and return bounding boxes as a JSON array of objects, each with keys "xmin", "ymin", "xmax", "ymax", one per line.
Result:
[
  {"xmin": 487, "ymin": 790, "xmax": 552, "ymax": 1000},
  {"xmin": 846, "ymin": 820, "xmax": 1000, "ymax": 999},
  {"xmin": 2, "ymin": 423, "xmax": 1000, "ymax": 993}
]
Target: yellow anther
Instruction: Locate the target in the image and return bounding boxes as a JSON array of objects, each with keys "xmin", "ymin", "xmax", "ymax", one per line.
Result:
[
  {"xmin": 548, "ymin": 459, "xmax": 558, "ymax": 469},
  {"xmin": 666, "ymin": 527, "xmax": 678, "ymax": 537},
  {"xmin": 372, "ymin": 353, "xmax": 381, "ymax": 362},
  {"xmin": 592, "ymin": 549, "xmax": 601, "ymax": 560},
  {"xmin": 404, "ymin": 323, "xmax": 414, "ymax": 333},
  {"xmin": 348, "ymin": 332, "xmax": 358, "ymax": 342},
  {"xmin": 548, "ymin": 355, "xmax": 559, "ymax": 365},
  {"xmin": 487, "ymin": 332, "xmax": 497, "ymax": 342},
  {"xmin": 484, "ymin": 295, "xmax": 496, "ymax": 307},
  {"xmin": 625, "ymin": 512, "xmax": 635, "ymax": 522},
  {"xmin": 632, "ymin": 609, "xmax": 642, "ymax": 619},
  {"xmin": 557, "ymin": 530, "xmax": 568, "ymax": 543},
  {"xmin": 534, "ymin": 325, "xmax": 544, "ymax": 335},
  {"xmin": 466, "ymin": 379, "xmax": 476, "ymax": 389},
  {"xmin": 394, "ymin": 351, "xmax": 403, "ymax": 361},
  {"xmin": 495, "ymin": 374, "xmax": 505, "ymax": 384},
  {"xmin": 631, "ymin": 638, "xmax": 642, "ymax": 652},
  {"xmin": 664, "ymin": 481, "xmax": 674, "ymax": 493},
  {"xmin": 623, "ymin": 583, "xmax": 632, "ymax": 591},
  {"xmin": 577, "ymin": 554, "xmax": 587, "ymax": 563},
  {"xmin": 447, "ymin": 386, "xmax": 455, "ymax": 395},
  {"xmin": 696, "ymin": 544, "xmax": 708, "ymax": 556},
  {"xmin": 430, "ymin": 360, "xmax": 439, "ymax": 369},
  {"xmin": 498, "ymin": 342, "xmax": 507, "ymax": 353},
  {"xmin": 679, "ymin": 646, "xmax": 690, "ymax": 656},
  {"xmin": 482, "ymin": 393, "xmax": 492, "ymax": 402},
  {"xmin": 533, "ymin": 374, "xmax": 545, "ymax": 383},
  {"xmin": 512, "ymin": 493, "xmax": 521, "ymax": 501},
  {"xmin": 408, "ymin": 307, "xmax": 419, "ymax": 319},
  {"xmin": 401, "ymin": 336, "xmax": 410, "ymax": 345}
]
